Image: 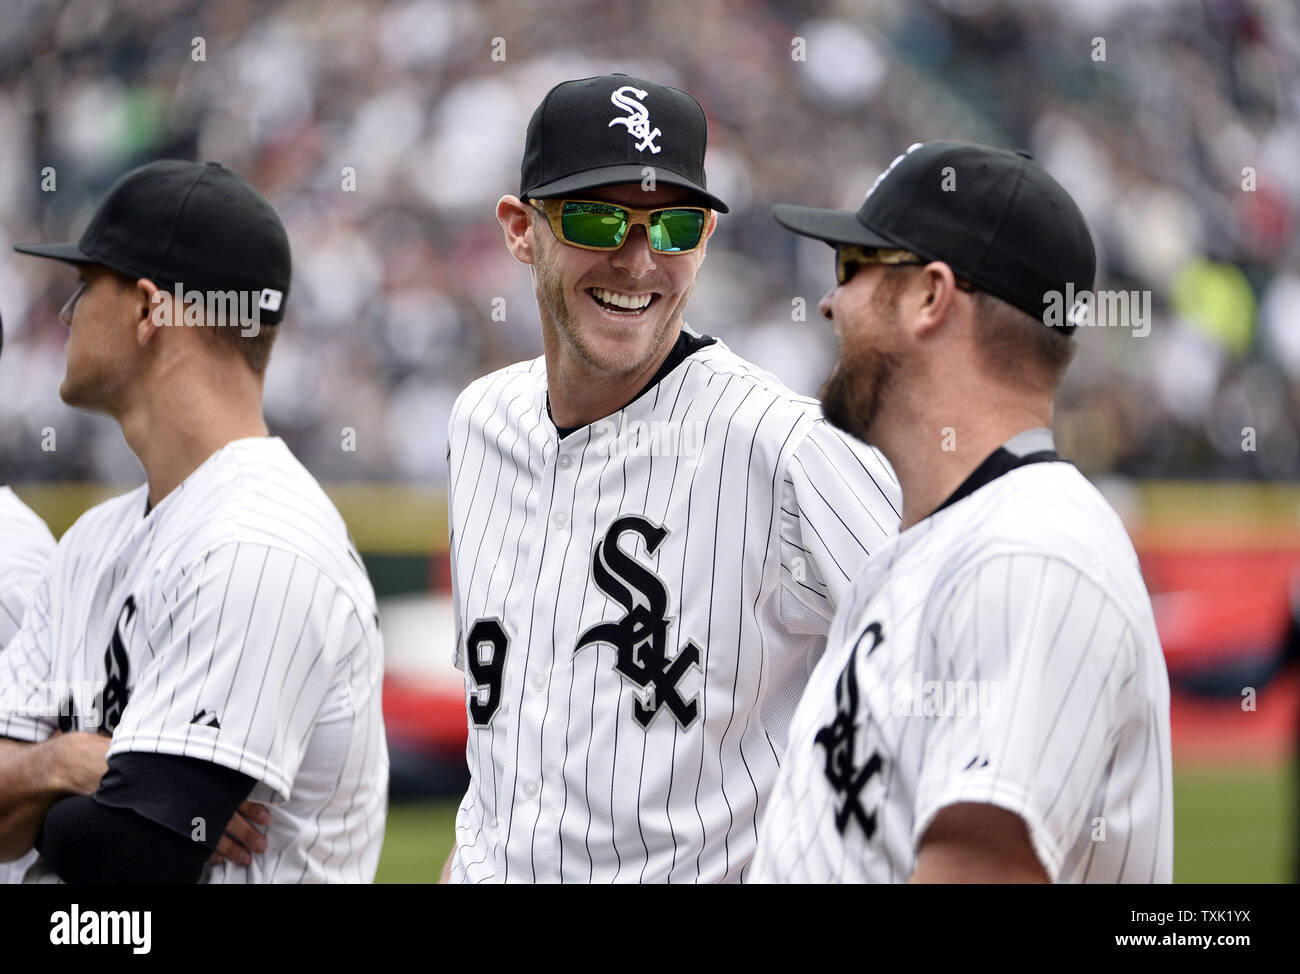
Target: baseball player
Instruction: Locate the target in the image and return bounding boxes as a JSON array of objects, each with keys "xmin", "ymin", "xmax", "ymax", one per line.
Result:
[
  {"xmin": 444, "ymin": 74, "xmax": 901, "ymax": 883},
  {"xmin": 0, "ymin": 498, "xmax": 54, "ymax": 887},
  {"xmin": 0, "ymin": 316, "xmax": 57, "ymax": 884},
  {"xmin": 0, "ymin": 311, "xmax": 266, "ymax": 883},
  {"xmin": 0, "ymin": 484, "xmax": 54, "ymax": 655},
  {"xmin": 0, "ymin": 160, "xmax": 388, "ymax": 883},
  {"xmin": 0, "ymin": 314, "xmax": 56, "ymax": 657},
  {"xmin": 0, "ymin": 495, "xmax": 53, "ymax": 656},
  {"xmin": 751, "ymin": 141, "xmax": 1173, "ymax": 883}
]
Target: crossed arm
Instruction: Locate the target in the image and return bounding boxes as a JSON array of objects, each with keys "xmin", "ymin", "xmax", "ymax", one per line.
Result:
[
  {"xmin": 0, "ymin": 732, "xmax": 109, "ymax": 862},
  {"xmin": 0, "ymin": 732, "xmax": 270, "ymax": 882}
]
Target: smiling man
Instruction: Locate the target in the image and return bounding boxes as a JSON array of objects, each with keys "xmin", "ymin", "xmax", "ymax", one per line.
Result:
[
  {"xmin": 443, "ymin": 74, "xmax": 901, "ymax": 883},
  {"xmin": 751, "ymin": 141, "xmax": 1172, "ymax": 884}
]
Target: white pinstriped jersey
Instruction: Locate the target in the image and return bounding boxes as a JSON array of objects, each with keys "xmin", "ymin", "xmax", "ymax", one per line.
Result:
[
  {"xmin": 447, "ymin": 335, "xmax": 901, "ymax": 883},
  {"xmin": 0, "ymin": 486, "xmax": 56, "ymax": 885},
  {"xmin": 0, "ymin": 438, "xmax": 388, "ymax": 883},
  {"xmin": 752, "ymin": 432, "xmax": 1173, "ymax": 883},
  {"xmin": 0, "ymin": 487, "xmax": 55, "ymax": 646}
]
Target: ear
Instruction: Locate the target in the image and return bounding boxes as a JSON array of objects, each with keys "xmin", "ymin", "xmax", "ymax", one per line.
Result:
[
  {"xmin": 498, "ymin": 195, "xmax": 538, "ymax": 266},
  {"xmin": 912, "ymin": 262, "xmax": 961, "ymax": 340},
  {"xmin": 134, "ymin": 278, "xmax": 165, "ymax": 348}
]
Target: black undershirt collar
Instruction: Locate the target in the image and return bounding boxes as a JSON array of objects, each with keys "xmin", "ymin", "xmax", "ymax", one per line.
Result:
[
  {"xmin": 551, "ymin": 330, "xmax": 716, "ymax": 439},
  {"xmin": 930, "ymin": 427, "xmax": 1067, "ymax": 518}
]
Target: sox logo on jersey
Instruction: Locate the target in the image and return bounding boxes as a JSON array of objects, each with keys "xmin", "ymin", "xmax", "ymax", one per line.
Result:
[
  {"xmin": 576, "ymin": 516, "xmax": 701, "ymax": 729},
  {"xmin": 815, "ymin": 621, "xmax": 884, "ymax": 838},
  {"xmin": 56, "ymin": 596, "xmax": 135, "ymax": 734},
  {"xmin": 752, "ymin": 431, "xmax": 1174, "ymax": 884},
  {"xmin": 466, "ymin": 516, "xmax": 703, "ymax": 730},
  {"xmin": 447, "ymin": 333, "xmax": 902, "ymax": 883},
  {"xmin": 0, "ymin": 438, "xmax": 389, "ymax": 884}
]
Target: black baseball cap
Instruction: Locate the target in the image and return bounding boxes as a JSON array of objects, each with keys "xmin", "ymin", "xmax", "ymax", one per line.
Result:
[
  {"xmin": 14, "ymin": 160, "xmax": 292, "ymax": 324},
  {"xmin": 772, "ymin": 141, "xmax": 1095, "ymax": 331},
  {"xmin": 520, "ymin": 73, "xmax": 728, "ymax": 213}
]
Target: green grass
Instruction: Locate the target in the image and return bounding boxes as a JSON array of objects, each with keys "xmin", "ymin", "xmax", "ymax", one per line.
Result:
[
  {"xmin": 375, "ymin": 763, "xmax": 1297, "ymax": 883},
  {"xmin": 1174, "ymin": 762, "xmax": 1294, "ymax": 883},
  {"xmin": 375, "ymin": 799, "xmax": 459, "ymax": 884}
]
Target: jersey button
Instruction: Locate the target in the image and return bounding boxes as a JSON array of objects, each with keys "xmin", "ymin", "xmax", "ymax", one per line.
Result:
[
  {"xmin": 558, "ymin": 454, "xmax": 573, "ymax": 470},
  {"xmin": 552, "ymin": 510, "xmax": 569, "ymax": 529},
  {"xmin": 531, "ymin": 673, "xmax": 547, "ymax": 692},
  {"xmin": 523, "ymin": 780, "xmax": 539, "ymax": 799}
]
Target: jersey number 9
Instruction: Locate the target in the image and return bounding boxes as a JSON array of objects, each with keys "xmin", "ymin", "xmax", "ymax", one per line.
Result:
[{"xmin": 466, "ymin": 618, "xmax": 509, "ymax": 727}]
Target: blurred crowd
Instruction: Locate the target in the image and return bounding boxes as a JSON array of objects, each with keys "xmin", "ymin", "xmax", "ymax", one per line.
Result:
[{"xmin": 0, "ymin": 0, "xmax": 1296, "ymax": 483}]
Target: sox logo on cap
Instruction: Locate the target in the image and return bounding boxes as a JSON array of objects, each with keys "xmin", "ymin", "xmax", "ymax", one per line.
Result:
[
  {"xmin": 863, "ymin": 142, "xmax": 923, "ymax": 202},
  {"xmin": 609, "ymin": 85, "xmax": 662, "ymax": 154}
]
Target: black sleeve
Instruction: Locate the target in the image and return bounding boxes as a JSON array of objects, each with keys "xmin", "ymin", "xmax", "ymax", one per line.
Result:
[
  {"xmin": 36, "ymin": 752, "xmax": 256, "ymax": 884},
  {"xmin": 37, "ymin": 796, "xmax": 210, "ymax": 883}
]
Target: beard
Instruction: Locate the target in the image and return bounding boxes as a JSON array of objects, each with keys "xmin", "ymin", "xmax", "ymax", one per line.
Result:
[
  {"xmin": 820, "ymin": 343, "xmax": 902, "ymax": 445},
  {"xmin": 820, "ymin": 278, "xmax": 906, "ymax": 445},
  {"xmin": 532, "ymin": 238, "xmax": 686, "ymax": 378}
]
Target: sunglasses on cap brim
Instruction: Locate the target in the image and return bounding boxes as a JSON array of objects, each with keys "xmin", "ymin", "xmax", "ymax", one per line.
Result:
[{"xmin": 529, "ymin": 198, "xmax": 711, "ymax": 254}]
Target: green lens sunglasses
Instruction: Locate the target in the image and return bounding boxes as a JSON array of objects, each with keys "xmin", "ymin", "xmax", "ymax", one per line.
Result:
[{"xmin": 530, "ymin": 198, "xmax": 711, "ymax": 254}]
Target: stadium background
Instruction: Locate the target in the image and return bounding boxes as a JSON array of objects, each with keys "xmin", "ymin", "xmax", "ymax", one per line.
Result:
[{"xmin": 0, "ymin": 0, "xmax": 1296, "ymax": 882}]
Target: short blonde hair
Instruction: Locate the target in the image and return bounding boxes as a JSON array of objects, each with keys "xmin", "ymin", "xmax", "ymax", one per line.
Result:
[{"xmin": 971, "ymin": 290, "xmax": 1076, "ymax": 390}]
